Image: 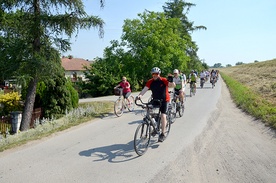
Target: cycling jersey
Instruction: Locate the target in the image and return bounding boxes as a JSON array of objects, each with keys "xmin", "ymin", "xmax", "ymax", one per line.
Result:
[
  {"xmin": 145, "ymin": 77, "xmax": 170, "ymax": 102},
  {"xmin": 189, "ymin": 73, "xmax": 197, "ymax": 82},
  {"xmin": 173, "ymin": 76, "xmax": 184, "ymax": 90},
  {"xmin": 119, "ymin": 81, "xmax": 131, "ymax": 94}
]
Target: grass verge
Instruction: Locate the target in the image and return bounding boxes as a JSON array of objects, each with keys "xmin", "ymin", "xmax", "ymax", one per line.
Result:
[
  {"xmin": 0, "ymin": 101, "xmax": 114, "ymax": 152},
  {"xmin": 220, "ymin": 72, "xmax": 276, "ymax": 129}
]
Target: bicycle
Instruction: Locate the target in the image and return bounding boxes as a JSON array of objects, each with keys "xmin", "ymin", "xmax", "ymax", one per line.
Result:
[
  {"xmin": 210, "ymin": 77, "xmax": 216, "ymax": 88},
  {"xmin": 114, "ymin": 88, "xmax": 135, "ymax": 117},
  {"xmin": 190, "ymin": 82, "xmax": 196, "ymax": 97},
  {"xmin": 134, "ymin": 98, "xmax": 171, "ymax": 156},
  {"xmin": 200, "ymin": 78, "xmax": 205, "ymax": 88},
  {"xmin": 171, "ymin": 91, "xmax": 185, "ymax": 117}
]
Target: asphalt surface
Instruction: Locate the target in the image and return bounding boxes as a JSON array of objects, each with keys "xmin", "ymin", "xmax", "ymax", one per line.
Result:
[{"xmin": 1, "ymin": 79, "xmax": 254, "ymax": 183}]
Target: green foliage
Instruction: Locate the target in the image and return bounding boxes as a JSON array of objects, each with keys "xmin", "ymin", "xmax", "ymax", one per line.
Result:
[
  {"xmin": 83, "ymin": 11, "xmax": 197, "ymax": 96},
  {"xmin": 0, "ymin": 0, "xmax": 105, "ymax": 130},
  {"xmin": 35, "ymin": 75, "xmax": 79, "ymax": 118},
  {"xmin": 236, "ymin": 62, "xmax": 244, "ymax": 66},
  {"xmin": 0, "ymin": 92, "xmax": 23, "ymax": 116},
  {"xmin": 221, "ymin": 72, "xmax": 276, "ymax": 129},
  {"xmin": 213, "ymin": 63, "xmax": 222, "ymax": 68},
  {"xmin": 66, "ymin": 79, "xmax": 79, "ymax": 108}
]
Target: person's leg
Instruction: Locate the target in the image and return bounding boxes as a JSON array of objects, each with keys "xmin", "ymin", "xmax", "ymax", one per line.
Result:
[
  {"xmin": 160, "ymin": 102, "xmax": 168, "ymax": 135},
  {"xmin": 179, "ymin": 90, "xmax": 184, "ymax": 103}
]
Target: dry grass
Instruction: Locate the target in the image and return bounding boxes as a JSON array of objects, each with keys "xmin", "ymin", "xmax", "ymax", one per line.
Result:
[{"xmin": 220, "ymin": 59, "xmax": 276, "ymax": 105}]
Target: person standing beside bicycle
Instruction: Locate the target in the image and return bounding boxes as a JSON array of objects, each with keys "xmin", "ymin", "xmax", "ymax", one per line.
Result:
[
  {"xmin": 114, "ymin": 76, "xmax": 132, "ymax": 101},
  {"xmin": 172, "ymin": 69, "xmax": 185, "ymax": 104},
  {"xmin": 188, "ymin": 70, "xmax": 197, "ymax": 93},
  {"xmin": 137, "ymin": 67, "xmax": 175, "ymax": 142}
]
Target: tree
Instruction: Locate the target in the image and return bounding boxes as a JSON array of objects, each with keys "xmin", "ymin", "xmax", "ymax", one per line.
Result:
[
  {"xmin": 0, "ymin": 1, "xmax": 104, "ymax": 131},
  {"xmin": 213, "ymin": 63, "xmax": 222, "ymax": 68},
  {"xmin": 121, "ymin": 11, "xmax": 190, "ymax": 86},
  {"xmin": 226, "ymin": 64, "xmax": 232, "ymax": 67},
  {"xmin": 236, "ymin": 62, "xmax": 244, "ymax": 66},
  {"xmin": 162, "ymin": 0, "xmax": 207, "ymax": 73}
]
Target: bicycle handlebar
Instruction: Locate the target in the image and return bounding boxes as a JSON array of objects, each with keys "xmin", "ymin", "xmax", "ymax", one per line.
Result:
[{"xmin": 135, "ymin": 97, "xmax": 162, "ymax": 109}]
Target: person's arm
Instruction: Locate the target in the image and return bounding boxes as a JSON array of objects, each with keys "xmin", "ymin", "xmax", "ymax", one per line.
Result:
[
  {"xmin": 114, "ymin": 83, "xmax": 121, "ymax": 89},
  {"xmin": 168, "ymin": 81, "xmax": 176, "ymax": 88},
  {"xmin": 137, "ymin": 86, "xmax": 149, "ymax": 98}
]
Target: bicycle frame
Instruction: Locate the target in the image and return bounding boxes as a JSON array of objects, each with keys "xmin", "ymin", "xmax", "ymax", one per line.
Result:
[
  {"xmin": 135, "ymin": 98, "xmax": 161, "ymax": 134},
  {"xmin": 134, "ymin": 98, "xmax": 171, "ymax": 156}
]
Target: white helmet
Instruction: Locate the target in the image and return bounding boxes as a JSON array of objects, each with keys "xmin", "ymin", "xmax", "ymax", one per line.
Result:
[
  {"xmin": 151, "ymin": 67, "xmax": 161, "ymax": 74},
  {"xmin": 173, "ymin": 69, "xmax": 179, "ymax": 74}
]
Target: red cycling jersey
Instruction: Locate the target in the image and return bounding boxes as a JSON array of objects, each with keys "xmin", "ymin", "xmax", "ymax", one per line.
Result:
[{"xmin": 145, "ymin": 77, "xmax": 170, "ymax": 102}]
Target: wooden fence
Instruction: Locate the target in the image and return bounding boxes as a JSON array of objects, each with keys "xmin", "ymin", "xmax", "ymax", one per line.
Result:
[{"xmin": 0, "ymin": 108, "xmax": 42, "ymax": 136}]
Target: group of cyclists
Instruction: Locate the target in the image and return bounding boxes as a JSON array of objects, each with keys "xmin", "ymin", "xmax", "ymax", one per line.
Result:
[{"xmin": 114, "ymin": 67, "xmax": 219, "ymax": 143}]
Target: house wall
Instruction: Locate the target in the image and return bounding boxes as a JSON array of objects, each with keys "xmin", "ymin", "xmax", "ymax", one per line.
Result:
[{"xmin": 65, "ymin": 71, "xmax": 88, "ymax": 82}]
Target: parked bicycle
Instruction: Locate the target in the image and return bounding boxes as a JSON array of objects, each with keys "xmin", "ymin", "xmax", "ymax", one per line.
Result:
[
  {"xmin": 114, "ymin": 88, "xmax": 134, "ymax": 117},
  {"xmin": 134, "ymin": 98, "xmax": 171, "ymax": 156}
]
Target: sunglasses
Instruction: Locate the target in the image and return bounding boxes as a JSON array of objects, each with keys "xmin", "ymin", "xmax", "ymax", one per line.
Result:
[{"xmin": 152, "ymin": 73, "xmax": 159, "ymax": 76}]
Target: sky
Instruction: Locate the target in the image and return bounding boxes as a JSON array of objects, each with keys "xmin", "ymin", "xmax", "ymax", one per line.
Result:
[{"xmin": 63, "ymin": 0, "xmax": 276, "ymax": 67}]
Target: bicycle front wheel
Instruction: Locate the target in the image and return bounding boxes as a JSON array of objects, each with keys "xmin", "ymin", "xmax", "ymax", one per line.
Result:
[
  {"xmin": 127, "ymin": 95, "xmax": 135, "ymax": 112},
  {"xmin": 114, "ymin": 98, "xmax": 124, "ymax": 117},
  {"xmin": 134, "ymin": 123, "xmax": 151, "ymax": 156},
  {"xmin": 164, "ymin": 117, "xmax": 171, "ymax": 138},
  {"xmin": 178, "ymin": 102, "xmax": 185, "ymax": 117},
  {"xmin": 168, "ymin": 102, "xmax": 176, "ymax": 124}
]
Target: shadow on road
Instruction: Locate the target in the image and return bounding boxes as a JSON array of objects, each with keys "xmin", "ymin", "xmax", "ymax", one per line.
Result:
[
  {"xmin": 79, "ymin": 141, "xmax": 139, "ymax": 163},
  {"xmin": 79, "ymin": 139, "xmax": 160, "ymax": 163}
]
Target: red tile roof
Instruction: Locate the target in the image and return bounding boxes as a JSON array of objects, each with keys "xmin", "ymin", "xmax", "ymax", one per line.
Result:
[{"xmin": 61, "ymin": 57, "xmax": 92, "ymax": 71}]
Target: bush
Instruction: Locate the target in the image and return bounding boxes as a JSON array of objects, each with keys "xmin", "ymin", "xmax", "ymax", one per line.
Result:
[{"xmin": 0, "ymin": 92, "xmax": 23, "ymax": 116}]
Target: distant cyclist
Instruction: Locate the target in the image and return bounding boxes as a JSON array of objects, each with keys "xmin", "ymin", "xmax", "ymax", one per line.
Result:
[
  {"xmin": 137, "ymin": 67, "xmax": 175, "ymax": 142},
  {"xmin": 210, "ymin": 70, "xmax": 217, "ymax": 86},
  {"xmin": 188, "ymin": 70, "xmax": 197, "ymax": 93},
  {"xmin": 114, "ymin": 76, "xmax": 132, "ymax": 102},
  {"xmin": 173, "ymin": 69, "xmax": 185, "ymax": 104},
  {"xmin": 200, "ymin": 70, "xmax": 206, "ymax": 86}
]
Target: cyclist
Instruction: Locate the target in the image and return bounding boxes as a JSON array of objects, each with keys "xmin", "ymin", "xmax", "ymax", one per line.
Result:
[
  {"xmin": 114, "ymin": 76, "xmax": 132, "ymax": 102},
  {"xmin": 180, "ymin": 70, "xmax": 187, "ymax": 99},
  {"xmin": 200, "ymin": 70, "xmax": 206, "ymax": 87},
  {"xmin": 137, "ymin": 67, "xmax": 175, "ymax": 142},
  {"xmin": 188, "ymin": 70, "xmax": 197, "ymax": 93},
  {"xmin": 172, "ymin": 69, "xmax": 185, "ymax": 104},
  {"xmin": 210, "ymin": 69, "xmax": 217, "ymax": 86}
]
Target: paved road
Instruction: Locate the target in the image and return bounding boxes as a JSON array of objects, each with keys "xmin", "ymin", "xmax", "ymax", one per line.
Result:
[{"xmin": 0, "ymin": 80, "xmax": 222, "ymax": 182}]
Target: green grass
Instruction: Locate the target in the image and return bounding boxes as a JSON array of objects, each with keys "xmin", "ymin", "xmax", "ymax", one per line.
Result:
[
  {"xmin": 0, "ymin": 101, "xmax": 114, "ymax": 152},
  {"xmin": 221, "ymin": 72, "xmax": 276, "ymax": 129}
]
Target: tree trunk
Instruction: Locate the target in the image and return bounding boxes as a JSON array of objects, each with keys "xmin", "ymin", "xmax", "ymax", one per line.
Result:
[{"xmin": 20, "ymin": 77, "xmax": 38, "ymax": 131}]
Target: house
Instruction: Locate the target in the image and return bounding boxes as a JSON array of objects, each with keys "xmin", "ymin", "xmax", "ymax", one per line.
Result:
[{"xmin": 61, "ymin": 56, "xmax": 92, "ymax": 82}]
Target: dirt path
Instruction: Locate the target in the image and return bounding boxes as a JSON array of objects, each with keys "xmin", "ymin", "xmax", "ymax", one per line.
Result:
[{"xmin": 151, "ymin": 80, "xmax": 276, "ymax": 183}]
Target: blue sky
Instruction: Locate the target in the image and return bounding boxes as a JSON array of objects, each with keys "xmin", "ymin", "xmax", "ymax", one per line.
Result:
[{"xmin": 63, "ymin": 0, "xmax": 276, "ymax": 67}]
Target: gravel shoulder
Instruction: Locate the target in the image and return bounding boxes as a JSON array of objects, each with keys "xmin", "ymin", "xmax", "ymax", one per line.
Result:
[{"xmin": 151, "ymin": 80, "xmax": 276, "ymax": 183}]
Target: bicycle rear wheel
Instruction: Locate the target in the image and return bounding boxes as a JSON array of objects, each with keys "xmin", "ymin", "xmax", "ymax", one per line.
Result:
[
  {"xmin": 114, "ymin": 98, "xmax": 124, "ymax": 117},
  {"xmin": 134, "ymin": 123, "xmax": 151, "ymax": 156},
  {"xmin": 127, "ymin": 95, "xmax": 135, "ymax": 112}
]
